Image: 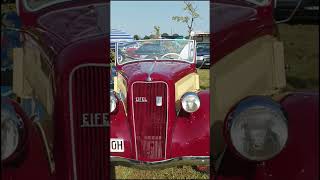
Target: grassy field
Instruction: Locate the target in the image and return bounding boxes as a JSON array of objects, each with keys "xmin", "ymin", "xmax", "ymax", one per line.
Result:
[{"xmin": 278, "ymin": 24, "xmax": 319, "ymax": 90}]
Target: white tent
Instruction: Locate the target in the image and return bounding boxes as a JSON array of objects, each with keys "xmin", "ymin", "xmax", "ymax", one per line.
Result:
[{"xmin": 111, "ymin": 29, "xmax": 134, "ymax": 48}]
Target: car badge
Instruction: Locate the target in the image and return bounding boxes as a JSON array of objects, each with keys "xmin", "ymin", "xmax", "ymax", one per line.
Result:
[
  {"xmin": 135, "ymin": 97, "xmax": 148, "ymax": 103},
  {"xmin": 156, "ymin": 96, "xmax": 162, "ymax": 106}
]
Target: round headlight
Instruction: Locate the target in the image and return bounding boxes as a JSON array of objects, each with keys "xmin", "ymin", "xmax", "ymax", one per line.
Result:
[
  {"xmin": 110, "ymin": 92, "xmax": 118, "ymax": 113},
  {"xmin": 1, "ymin": 109, "xmax": 21, "ymax": 161},
  {"xmin": 181, "ymin": 92, "xmax": 200, "ymax": 113},
  {"xmin": 228, "ymin": 97, "xmax": 288, "ymax": 161}
]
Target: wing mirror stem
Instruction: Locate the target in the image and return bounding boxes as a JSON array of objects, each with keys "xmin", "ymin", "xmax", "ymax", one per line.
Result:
[{"xmin": 275, "ymin": 0, "xmax": 304, "ymax": 24}]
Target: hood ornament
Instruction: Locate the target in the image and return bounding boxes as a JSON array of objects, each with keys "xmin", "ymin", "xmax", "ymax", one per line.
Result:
[{"xmin": 146, "ymin": 62, "xmax": 156, "ymax": 82}]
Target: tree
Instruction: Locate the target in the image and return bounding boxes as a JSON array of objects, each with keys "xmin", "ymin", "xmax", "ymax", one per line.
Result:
[
  {"xmin": 143, "ymin": 35, "xmax": 150, "ymax": 39},
  {"xmin": 161, "ymin": 33, "xmax": 169, "ymax": 37},
  {"xmin": 184, "ymin": 35, "xmax": 190, "ymax": 39},
  {"xmin": 133, "ymin": 35, "xmax": 140, "ymax": 40},
  {"xmin": 149, "ymin": 34, "xmax": 156, "ymax": 39},
  {"xmin": 153, "ymin": 26, "xmax": 160, "ymax": 38},
  {"xmin": 172, "ymin": 1, "xmax": 200, "ymax": 36}
]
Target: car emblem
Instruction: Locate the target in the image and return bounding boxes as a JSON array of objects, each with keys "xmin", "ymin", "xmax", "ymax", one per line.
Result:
[
  {"xmin": 135, "ymin": 97, "xmax": 148, "ymax": 103},
  {"xmin": 156, "ymin": 96, "xmax": 162, "ymax": 106}
]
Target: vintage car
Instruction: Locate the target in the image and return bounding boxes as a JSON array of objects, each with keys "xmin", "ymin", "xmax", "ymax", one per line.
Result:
[
  {"xmin": 110, "ymin": 39, "xmax": 210, "ymax": 172},
  {"xmin": 1, "ymin": 0, "xmax": 110, "ymax": 180},
  {"xmin": 196, "ymin": 42, "xmax": 210, "ymax": 68},
  {"xmin": 211, "ymin": 0, "xmax": 318, "ymax": 179}
]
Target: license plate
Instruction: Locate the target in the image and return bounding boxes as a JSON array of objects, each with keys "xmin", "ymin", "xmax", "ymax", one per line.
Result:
[{"xmin": 110, "ymin": 138, "xmax": 124, "ymax": 152}]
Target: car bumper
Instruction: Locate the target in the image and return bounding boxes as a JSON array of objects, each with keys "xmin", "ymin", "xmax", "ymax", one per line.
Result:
[{"xmin": 110, "ymin": 156, "xmax": 209, "ymax": 169}]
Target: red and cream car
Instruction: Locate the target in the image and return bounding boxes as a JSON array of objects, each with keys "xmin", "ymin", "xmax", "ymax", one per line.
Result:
[
  {"xmin": 110, "ymin": 39, "xmax": 210, "ymax": 168},
  {"xmin": 212, "ymin": 0, "xmax": 319, "ymax": 179}
]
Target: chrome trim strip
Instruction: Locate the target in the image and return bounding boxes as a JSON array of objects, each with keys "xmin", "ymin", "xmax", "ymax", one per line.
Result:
[
  {"xmin": 33, "ymin": 119, "xmax": 55, "ymax": 174},
  {"xmin": 110, "ymin": 156, "xmax": 209, "ymax": 169},
  {"xmin": 69, "ymin": 63, "xmax": 109, "ymax": 180},
  {"xmin": 131, "ymin": 81, "xmax": 169, "ymax": 160}
]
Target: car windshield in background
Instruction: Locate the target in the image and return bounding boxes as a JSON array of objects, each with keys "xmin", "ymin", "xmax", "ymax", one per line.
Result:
[
  {"xmin": 117, "ymin": 39, "xmax": 195, "ymax": 65},
  {"xmin": 196, "ymin": 43, "xmax": 210, "ymax": 56},
  {"xmin": 24, "ymin": 0, "xmax": 71, "ymax": 11}
]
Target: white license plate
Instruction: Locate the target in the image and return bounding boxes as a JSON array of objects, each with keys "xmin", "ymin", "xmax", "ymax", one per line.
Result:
[{"xmin": 110, "ymin": 138, "xmax": 124, "ymax": 152}]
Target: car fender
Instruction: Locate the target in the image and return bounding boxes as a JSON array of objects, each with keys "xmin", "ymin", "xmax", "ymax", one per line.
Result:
[
  {"xmin": 171, "ymin": 90, "xmax": 210, "ymax": 157},
  {"xmin": 215, "ymin": 91, "xmax": 319, "ymax": 180},
  {"xmin": 1, "ymin": 98, "xmax": 53, "ymax": 180},
  {"xmin": 110, "ymin": 101, "xmax": 133, "ymax": 159}
]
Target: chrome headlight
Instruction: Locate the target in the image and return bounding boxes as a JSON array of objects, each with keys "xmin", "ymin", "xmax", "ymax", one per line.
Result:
[
  {"xmin": 110, "ymin": 92, "xmax": 118, "ymax": 113},
  {"xmin": 227, "ymin": 96, "xmax": 288, "ymax": 161},
  {"xmin": 1, "ymin": 109, "xmax": 22, "ymax": 161},
  {"xmin": 181, "ymin": 92, "xmax": 200, "ymax": 113}
]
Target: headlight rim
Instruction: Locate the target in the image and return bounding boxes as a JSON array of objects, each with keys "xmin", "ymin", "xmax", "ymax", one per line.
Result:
[
  {"xmin": 1, "ymin": 99, "xmax": 28, "ymax": 164},
  {"xmin": 180, "ymin": 92, "xmax": 201, "ymax": 113},
  {"xmin": 224, "ymin": 96, "xmax": 289, "ymax": 162}
]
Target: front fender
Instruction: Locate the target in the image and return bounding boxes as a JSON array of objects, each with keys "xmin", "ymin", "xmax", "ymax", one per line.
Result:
[
  {"xmin": 171, "ymin": 90, "xmax": 210, "ymax": 157},
  {"xmin": 215, "ymin": 92, "xmax": 319, "ymax": 180},
  {"xmin": 110, "ymin": 101, "xmax": 133, "ymax": 159}
]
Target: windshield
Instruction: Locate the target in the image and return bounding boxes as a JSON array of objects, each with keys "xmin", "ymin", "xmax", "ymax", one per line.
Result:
[
  {"xmin": 24, "ymin": 0, "xmax": 72, "ymax": 11},
  {"xmin": 116, "ymin": 39, "xmax": 195, "ymax": 65},
  {"xmin": 196, "ymin": 43, "xmax": 210, "ymax": 56}
]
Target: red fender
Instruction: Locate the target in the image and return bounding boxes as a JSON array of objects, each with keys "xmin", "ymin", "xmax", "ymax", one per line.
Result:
[
  {"xmin": 1, "ymin": 98, "xmax": 53, "ymax": 180},
  {"xmin": 171, "ymin": 90, "xmax": 210, "ymax": 157},
  {"xmin": 214, "ymin": 92, "xmax": 319, "ymax": 180}
]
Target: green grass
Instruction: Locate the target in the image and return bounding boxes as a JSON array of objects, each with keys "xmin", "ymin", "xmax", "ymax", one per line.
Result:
[
  {"xmin": 197, "ymin": 68, "xmax": 210, "ymax": 90},
  {"xmin": 278, "ymin": 24, "xmax": 319, "ymax": 90},
  {"xmin": 115, "ymin": 166, "xmax": 209, "ymax": 179}
]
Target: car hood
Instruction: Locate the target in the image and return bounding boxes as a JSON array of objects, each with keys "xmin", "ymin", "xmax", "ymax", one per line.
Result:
[
  {"xmin": 212, "ymin": 0, "xmax": 275, "ymax": 63},
  {"xmin": 119, "ymin": 61, "xmax": 196, "ymax": 84}
]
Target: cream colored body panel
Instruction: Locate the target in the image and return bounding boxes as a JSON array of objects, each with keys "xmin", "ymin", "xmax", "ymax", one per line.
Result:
[
  {"xmin": 175, "ymin": 73, "xmax": 200, "ymax": 101},
  {"xmin": 211, "ymin": 35, "xmax": 286, "ymax": 126},
  {"xmin": 12, "ymin": 40, "xmax": 54, "ymax": 115}
]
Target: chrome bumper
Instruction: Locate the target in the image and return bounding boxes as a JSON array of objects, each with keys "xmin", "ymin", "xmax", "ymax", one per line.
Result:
[{"xmin": 110, "ymin": 156, "xmax": 209, "ymax": 169}]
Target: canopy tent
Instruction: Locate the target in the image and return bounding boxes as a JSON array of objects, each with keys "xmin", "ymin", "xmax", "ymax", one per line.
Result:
[{"xmin": 110, "ymin": 29, "xmax": 134, "ymax": 49}]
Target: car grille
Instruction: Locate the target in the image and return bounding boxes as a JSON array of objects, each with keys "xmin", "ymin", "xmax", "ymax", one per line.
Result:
[
  {"xmin": 132, "ymin": 82, "xmax": 167, "ymax": 161},
  {"xmin": 70, "ymin": 65, "xmax": 109, "ymax": 180}
]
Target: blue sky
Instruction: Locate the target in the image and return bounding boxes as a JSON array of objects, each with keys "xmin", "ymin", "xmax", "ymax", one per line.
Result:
[{"xmin": 111, "ymin": 1, "xmax": 209, "ymax": 37}]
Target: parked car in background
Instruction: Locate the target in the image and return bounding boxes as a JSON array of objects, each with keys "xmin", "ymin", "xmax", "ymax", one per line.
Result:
[
  {"xmin": 190, "ymin": 32, "xmax": 210, "ymax": 68},
  {"xmin": 212, "ymin": 0, "xmax": 318, "ymax": 179},
  {"xmin": 274, "ymin": 0, "xmax": 319, "ymax": 23},
  {"xmin": 196, "ymin": 42, "xmax": 210, "ymax": 68}
]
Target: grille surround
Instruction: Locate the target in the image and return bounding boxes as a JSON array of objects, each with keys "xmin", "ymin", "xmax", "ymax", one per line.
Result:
[
  {"xmin": 68, "ymin": 64, "xmax": 109, "ymax": 180},
  {"xmin": 131, "ymin": 81, "xmax": 169, "ymax": 161}
]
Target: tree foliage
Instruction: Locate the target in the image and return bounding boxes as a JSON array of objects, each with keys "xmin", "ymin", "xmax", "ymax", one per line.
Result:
[
  {"xmin": 143, "ymin": 35, "xmax": 150, "ymax": 39},
  {"xmin": 172, "ymin": 1, "xmax": 199, "ymax": 36},
  {"xmin": 133, "ymin": 34, "xmax": 140, "ymax": 40}
]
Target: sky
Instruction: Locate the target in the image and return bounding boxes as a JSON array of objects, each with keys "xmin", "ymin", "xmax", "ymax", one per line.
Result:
[{"xmin": 111, "ymin": 1, "xmax": 210, "ymax": 37}]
